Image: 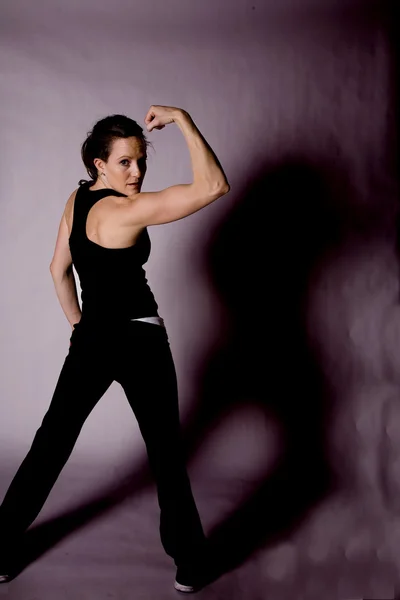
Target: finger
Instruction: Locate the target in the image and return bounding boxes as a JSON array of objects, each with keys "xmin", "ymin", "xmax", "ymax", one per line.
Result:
[
  {"xmin": 147, "ymin": 118, "xmax": 161, "ymax": 132},
  {"xmin": 144, "ymin": 107, "xmax": 156, "ymax": 125},
  {"xmin": 145, "ymin": 114, "xmax": 155, "ymax": 130}
]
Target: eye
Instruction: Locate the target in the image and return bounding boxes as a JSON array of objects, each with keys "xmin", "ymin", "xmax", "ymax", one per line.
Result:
[{"xmin": 120, "ymin": 159, "xmax": 130, "ymax": 166}]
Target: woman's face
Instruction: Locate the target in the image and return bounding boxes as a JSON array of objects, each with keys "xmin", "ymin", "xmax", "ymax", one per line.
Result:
[{"xmin": 94, "ymin": 136, "xmax": 147, "ymax": 195}]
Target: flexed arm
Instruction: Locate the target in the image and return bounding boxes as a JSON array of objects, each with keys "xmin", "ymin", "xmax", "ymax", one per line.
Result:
[{"xmin": 127, "ymin": 105, "xmax": 230, "ymax": 226}]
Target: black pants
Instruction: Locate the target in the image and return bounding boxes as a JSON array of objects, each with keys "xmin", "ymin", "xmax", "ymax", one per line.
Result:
[{"xmin": 0, "ymin": 318, "xmax": 206, "ymax": 566}]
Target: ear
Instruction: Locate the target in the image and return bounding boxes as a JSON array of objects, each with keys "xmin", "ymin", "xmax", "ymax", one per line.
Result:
[{"xmin": 93, "ymin": 158, "xmax": 105, "ymax": 173}]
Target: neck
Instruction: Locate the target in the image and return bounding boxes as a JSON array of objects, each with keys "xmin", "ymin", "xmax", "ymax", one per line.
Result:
[
  {"xmin": 90, "ymin": 178, "xmax": 110, "ymax": 190},
  {"xmin": 88, "ymin": 179, "xmax": 128, "ymax": 198}
]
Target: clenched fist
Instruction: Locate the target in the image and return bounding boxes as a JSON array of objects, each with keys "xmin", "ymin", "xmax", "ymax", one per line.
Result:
[{"xmin": 144, "ymin": 105, "xmax": 188, "ymax": 132}]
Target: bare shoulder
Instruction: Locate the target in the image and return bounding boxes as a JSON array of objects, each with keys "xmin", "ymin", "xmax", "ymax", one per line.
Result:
[
  {"xmin": 65, "ymin": 188, "xmax": 79, "ymax": 213},
  {"xmin": 64, "ymin": 188, "xmax": 79, "ymax": 233}
]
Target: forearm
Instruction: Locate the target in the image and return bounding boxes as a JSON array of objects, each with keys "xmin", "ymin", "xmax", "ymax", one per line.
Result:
[
  {"xmin": 174, "ymin": 110, "xmax": 229, "ymax": 193},
  {"xmin": 50, "ymin": 268, "xmax": 81, "ymax": 329}
]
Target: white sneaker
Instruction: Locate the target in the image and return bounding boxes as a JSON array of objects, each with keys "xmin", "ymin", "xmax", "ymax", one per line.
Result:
[
  {"xmin": 174, "ymin": 562, "xmax": 210, "ymax": 593},
  {"xmin": 174, "ymin": 579, "xmax": 196, "ymax": 593}
]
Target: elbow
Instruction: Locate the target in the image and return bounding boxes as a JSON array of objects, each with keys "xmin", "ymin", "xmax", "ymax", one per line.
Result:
[
  {"xmin": 50, "ymin": 263, "xmax": 72, "ymax": 280},
  {"xmin": 49, "ymin": 263, "xmax": 60, "ymax": 276},
  {"xmin": 210, "ymin": 180, "xmax": 230, "ymax": 198},
  {"xmin": 220, "ymin": 181, "xmax": 230, "ymax": 195}
]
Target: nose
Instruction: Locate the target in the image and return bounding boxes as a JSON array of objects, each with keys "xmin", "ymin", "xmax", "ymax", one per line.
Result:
[{"xmin": 130, "ymin": 162, "xmax": 141, "ymax": 178}]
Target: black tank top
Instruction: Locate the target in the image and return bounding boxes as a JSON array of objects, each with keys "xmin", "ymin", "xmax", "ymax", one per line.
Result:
[{"xmin": 69, "ymin": 180, "xmax": 159, "ymax": 322}]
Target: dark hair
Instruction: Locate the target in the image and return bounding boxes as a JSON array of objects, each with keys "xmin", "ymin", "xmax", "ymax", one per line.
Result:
[{"xmin": 80, "ymin": 114, "xmax": 152, "ymax": 183}]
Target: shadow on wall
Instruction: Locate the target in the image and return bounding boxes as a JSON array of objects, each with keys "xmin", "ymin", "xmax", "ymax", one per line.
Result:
[{"xmin": 181, "ymin": 155, "xmax": 355, "ymax": 575}]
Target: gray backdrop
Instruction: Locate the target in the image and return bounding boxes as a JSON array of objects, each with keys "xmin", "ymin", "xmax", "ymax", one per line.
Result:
[{"xmin": 0, "ymin": 0, "xmax": 398, "ymax": 598}]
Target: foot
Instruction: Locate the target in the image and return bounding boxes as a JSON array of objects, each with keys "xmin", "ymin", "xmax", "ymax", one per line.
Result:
[
  {"xmin": 174, "ymin": 581, "xmax": 196, "ymax": 593},
  {"xmin": 0, "ymin": 536, "xmax": 21, "ymax": 583},
  {"xmin": 174, "ymin": 565, "xmax": 201, "ymax": 593},
  {"xmin": 0, "ymin": 556, "xmax": 12, "ymax": 584},
  {"xmin": 174, "ymin": 557, "xmax": 215, "ymax": 594}
]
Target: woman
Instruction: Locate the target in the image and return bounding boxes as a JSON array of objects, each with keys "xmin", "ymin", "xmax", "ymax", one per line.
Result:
[{"xmin": 0, "ymin": 105, "xmax": 230, "ymax": 592}]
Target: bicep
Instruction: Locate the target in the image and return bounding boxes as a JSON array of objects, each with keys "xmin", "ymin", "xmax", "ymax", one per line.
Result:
[
  {"xmin": 49, "ymin": 210, "xmax": 73, "ymax": 275},
  {"xmin": 129, "ymin": 184, "xmax": 224, "ymax": 226}
]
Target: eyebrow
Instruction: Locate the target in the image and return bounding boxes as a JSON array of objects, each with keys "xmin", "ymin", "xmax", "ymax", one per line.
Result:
[{"xmin": 117, "ymin": 154, "xmax": 146, "ymax": 160}]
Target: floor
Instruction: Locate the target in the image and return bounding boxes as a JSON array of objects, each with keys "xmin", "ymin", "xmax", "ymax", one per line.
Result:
[{"xmin": 0, "ymin": 466, "xmax": 397, "ymax": 600}]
